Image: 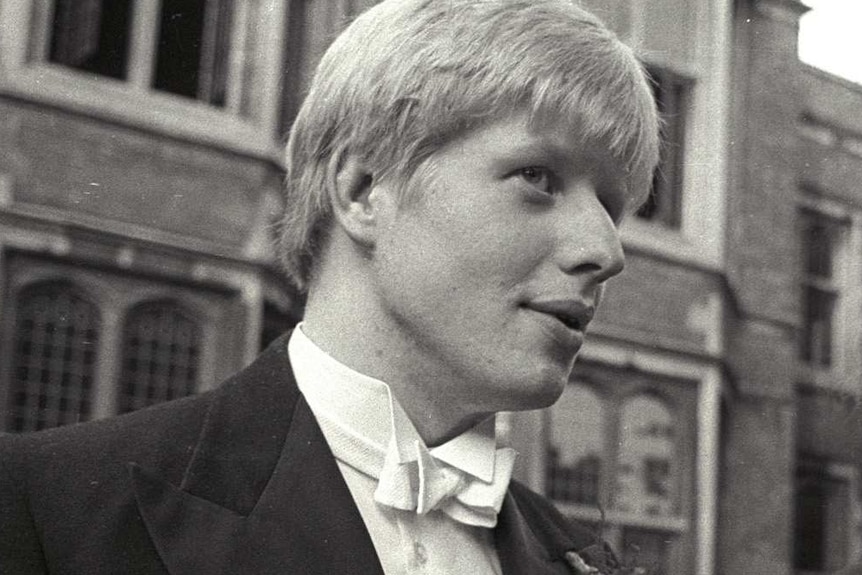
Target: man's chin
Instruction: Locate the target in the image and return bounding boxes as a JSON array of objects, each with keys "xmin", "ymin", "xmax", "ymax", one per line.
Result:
[{"xmin": 499, "ymin": 373, "xmax": 569, "ymax": 412}]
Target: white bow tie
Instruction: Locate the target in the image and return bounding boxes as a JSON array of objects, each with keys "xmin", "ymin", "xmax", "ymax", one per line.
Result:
[
  {"xmin": 314, "ymin": 413, "xmax": 516, "ymax": 528},
  {"xmin": 375, "ymin": 438, "xmax": 517, "ymax": 527}
]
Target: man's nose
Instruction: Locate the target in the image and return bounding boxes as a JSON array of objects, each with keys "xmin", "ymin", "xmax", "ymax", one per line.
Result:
[{"xmin": 555, "ymin": 194, "xmax": 625, "ymax": 284}]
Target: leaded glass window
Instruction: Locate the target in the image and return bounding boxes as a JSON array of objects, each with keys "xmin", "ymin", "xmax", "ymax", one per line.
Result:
[
  {"xmin": 7, "ymin": 282, "xmax": 99, "ymax": 432},
  {"xmin": 546, "ymin": 383, "xmax": 605, "ymax": 505},
  {"xmin": 118, "ymin": 301, "xmax": 200, "ymax": 413}
]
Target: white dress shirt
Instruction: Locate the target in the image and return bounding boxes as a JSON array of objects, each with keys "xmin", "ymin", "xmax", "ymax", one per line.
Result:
[{"xmin": 288, "ymin": 325, "xmax": 511, "ymax": 575}]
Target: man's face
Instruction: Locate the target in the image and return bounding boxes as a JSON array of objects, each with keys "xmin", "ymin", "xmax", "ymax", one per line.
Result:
[{"xmin": 366, "ymin": 112, "xmax": 627, "ymax": 417}]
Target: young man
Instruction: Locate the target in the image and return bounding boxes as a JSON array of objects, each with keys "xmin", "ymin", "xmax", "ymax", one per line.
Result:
[{"xmin": 0, "ymin": 1, "xmax": 659, "ymax": 573}]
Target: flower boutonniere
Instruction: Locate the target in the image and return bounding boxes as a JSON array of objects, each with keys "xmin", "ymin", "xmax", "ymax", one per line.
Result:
[
  {"xmin": 564, "ymin": 549, "xmax": 650, "ymax": 575},
  {"xmin": 564, "ymin": 550, "xmax": 601, "ymax": 574}
]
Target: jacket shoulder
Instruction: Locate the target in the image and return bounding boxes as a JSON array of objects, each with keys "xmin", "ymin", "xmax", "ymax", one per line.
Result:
[
  {"xmin": 1, "ymin": 332, "xmax": 297, "ymax": 485},
  {"xmin": 3, "ymin": 388, "xmax": 211, "ymax": 481}
]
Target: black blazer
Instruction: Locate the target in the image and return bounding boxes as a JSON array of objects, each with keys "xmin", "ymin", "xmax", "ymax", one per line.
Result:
[{"xmin": 0, "ymin": 334, "xmax": 615, "ymax": 574}]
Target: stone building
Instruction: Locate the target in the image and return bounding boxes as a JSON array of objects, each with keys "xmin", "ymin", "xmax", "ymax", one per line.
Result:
[
  {"xmin": 716, "ymin": 1, "xmax": 862, "ymax": 573},
  {"xmin": 0, "ymin": 1, "xmax": 378, "ymax": 430},
  {"xmin": 509, "ymin": 0, "xmax": 732, "ymax": 573},
  {"xmin": 513, "ymin": 1, "xmax": 862, "ymax": 574},
  {"xmin": 1, "ymin": 1, "xmax": 860, "ymax": 575},
  {"xmin": 790, "ymin": 29, "xmax": 862, "ymax": 575}
]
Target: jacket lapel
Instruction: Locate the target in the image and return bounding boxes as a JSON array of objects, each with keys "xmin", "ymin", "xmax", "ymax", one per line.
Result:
[
  {"xmin": 131, "ymin": 332, "xmax": 613, "ymax": 575},
  {"xmin": 497, "ymin": 481, "xmax": 620, "ymax": 575},
  {"xmin": 225, "ymin": 394, "xmax": 384, "ymax": 574},
  {"xmin": 132, "ymin": 333, "xmax": 384, "ymax": 575},
  {"xmin": 131, "ymin": 464, "xmax": 244, "ymax": 574},
  {"xmin": 495, "ymin": 491, "xmax": 572, "ymax": 575}
]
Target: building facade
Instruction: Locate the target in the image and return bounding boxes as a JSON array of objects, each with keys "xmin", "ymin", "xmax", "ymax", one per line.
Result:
[
  {"xmin": 718, "ymin": 1, "xmax": 862, "ymax": 573},
  {"xmin": 1, "ymin": 1, "xmax": 860, "ymax": 575},
  {"xmin": 513, "ymin": 1, "xmax": 862, "ymax": 574},
  {"xmin": 509, "ymin": 1, "xmax": 732, "ymax": 573},
  {"xmin": 791, "ymin": 24, "xmax": 862, "ymax": 575},
  {"xmin": 0, "ymin": 1, "xmax": 385, "ymax": 431}
]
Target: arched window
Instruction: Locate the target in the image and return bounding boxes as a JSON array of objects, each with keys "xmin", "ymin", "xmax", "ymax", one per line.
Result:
[
  {"xmin": 7, "ymin": 282, "xmax": 99, "ymax": 432},
  {"xmin": 118, "ymin": 301, "xmax": 200, "ymax": 413},
  {"xmin": 546, "ymin": 383, "xmax": 606, "ymax": 505},
  {"xmin": 616, "ymin": 393, "xmax": 676, "ymax": 517}
]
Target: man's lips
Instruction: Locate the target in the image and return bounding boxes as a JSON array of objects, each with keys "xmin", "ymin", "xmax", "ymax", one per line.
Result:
[{"xmin": 523, "ymin": 299, "xmax": 595, "ymax": 333}]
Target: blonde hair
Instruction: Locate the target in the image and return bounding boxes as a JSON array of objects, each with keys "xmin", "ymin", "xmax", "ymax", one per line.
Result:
[{"xmin": 280, "ymin": 0, "xmax": 660, "ymax": 291}]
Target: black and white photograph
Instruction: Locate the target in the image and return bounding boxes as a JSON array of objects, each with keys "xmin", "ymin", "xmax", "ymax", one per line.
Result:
[{"xmin": 0, "ymin": 1, "xmax": 860, "ymax": 574}]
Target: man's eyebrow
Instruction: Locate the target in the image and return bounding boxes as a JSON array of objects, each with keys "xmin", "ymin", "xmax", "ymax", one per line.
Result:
[{"xmin": 497, "ymin": 137, "xmax": 580, "ymax": 166}]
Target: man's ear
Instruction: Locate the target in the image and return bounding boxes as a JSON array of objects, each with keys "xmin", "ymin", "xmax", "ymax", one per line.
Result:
[{"xmin": 329, "ymin": 154, "xmax": 390, "ymax": 246}]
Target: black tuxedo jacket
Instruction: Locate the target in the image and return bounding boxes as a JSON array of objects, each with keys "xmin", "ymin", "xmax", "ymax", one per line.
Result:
[{"xmin": 0, "ymin": 334, "xmax": 615, "ymax": 574}]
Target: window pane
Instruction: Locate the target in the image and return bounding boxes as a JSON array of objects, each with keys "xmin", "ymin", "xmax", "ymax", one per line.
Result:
[
  {"xmin": 7, "ymin": 283, "xmax": 99, "ymax": 432},
  {"xmin": 637, "ymin": 68, "xmax": 690, "ymax": 228},
  {"xmin": 803, "ymin": 216, "xmax": 835, "ymax": 279},
  {"xmin": 798, "ymin": 211, "xmax": 844, "ymax": 367},
  {"xmin": 48, "ymin": 0, "xmax": 132, "ymax": 79},
  {"xmin": 546, "ymin": 383, "xmax": 605, "ymax": 505},
  {"xmin": 801, "ymin": 285, "xmax": 836, "ymax": 366},
  {"xmin": 153, "ymin": 0, "xmax": 233, "ymax": 105},
  {"xmin": 795, "ymin": 468, "xmax": 852, "ymax": 571},
  {"xmin": 616, "ymin": 394, "xmax": 676, "ymax": 516},
  {"xmin": 118, "ymin": 301, "xmax": 200, "ymax": 413}
]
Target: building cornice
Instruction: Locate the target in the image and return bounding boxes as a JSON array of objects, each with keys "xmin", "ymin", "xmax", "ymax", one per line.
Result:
[{"xmin": 755, "ymin": 0, "xmax": 810, "ymax": 25}]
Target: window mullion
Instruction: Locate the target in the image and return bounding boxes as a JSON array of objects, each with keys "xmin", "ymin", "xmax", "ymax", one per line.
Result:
[
  {"xmin": 127, "ymin": 0, "xmax": 161, "ymax": 91},
  {"xmin": 92, "ymin": 307, "xmax": 122, "ymax": 420},
  {"xmin": 225, "ymin": 0, "xmax": 250, "ymax": 114},
  {"xmin": 253, "ymin": 0, "xmax": 290, "ymax": 135},
  {"xmin": 0, "ymin": 0, "xmax": 32, "ymax": 67},
  {"xmin": 604, "ymin": 392, "xmax": 620, "ymax": 514},
  {"xmin": 28, "ymin": 0, "xmax": 54, "ymax": 62},
  {"xmin": 197, "ymin": 0, "xmax": 221, "ymax": 103}
]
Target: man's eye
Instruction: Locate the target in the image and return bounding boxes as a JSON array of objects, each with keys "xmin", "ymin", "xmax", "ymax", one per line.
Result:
[{"xmin": 519, "ymin": 167, "xmax": 553, "ymax": 194}]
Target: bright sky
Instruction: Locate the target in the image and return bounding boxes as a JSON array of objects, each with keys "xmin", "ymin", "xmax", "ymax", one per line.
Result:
[{"xmin": 798, "ymin": 0, "xmax": 862, "ymax": 85}]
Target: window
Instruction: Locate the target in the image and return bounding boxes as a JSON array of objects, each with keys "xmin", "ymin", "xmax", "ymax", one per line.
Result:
[
  {"xmin": 6, "ymin": 282, "xmax": 99, "ymax": 432},
  {"xmin": 637, "ymin": 67, "xmax": 691, "ymax": 228},
  {"xmin": 548, "ymin": 385, "xmax": 680, "ymax": 517},
  {"xmin": 0, "ymin": 253, "xmax": 241, "ymax": 431},
  {"xmin": 153, "ymin": 0, "xmax": 234, "ymax": 105},
  {"xmin": 118, "ymin": 301, "xmax": 201, "ymax": 413},
  {"xmin": 546, "ymin": 384, "xmax": 605, "ymax": 506},
  {"xmin": 616, "ymin": 395, "xmax": 676, "ymax": 518},
  {"xmin": 794, "ymin": 461, "xmax": 860, "ymax": 573},
  {"xmin": 41, "ymin": 0, "xmax": 236, "ymax": 107},
  {"xmin": 1, "ymin": 0, "xmax": 286, "ymax": 155},
  {"xmin": 47, "ymin": 0, "xmax": 132, "ymax": 80},
  {"xmin": 545, "ymin": 370, "xmax": 696, "ymax": 575},
  {"xmin": 799, "ymin": 210, "xmax": 845, "ymax": 368}
]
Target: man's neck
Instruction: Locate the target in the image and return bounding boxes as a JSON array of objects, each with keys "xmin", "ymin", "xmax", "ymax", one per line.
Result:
[{"xmin": 297, "ymin": 313, "xmax": 491, "ymax": 447}]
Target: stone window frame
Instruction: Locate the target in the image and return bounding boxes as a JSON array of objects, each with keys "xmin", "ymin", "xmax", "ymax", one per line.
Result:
[
  {"xmin": 635, "ymin": 65, "xmax": 693, "ymax": 230},
  {"xmin": 798, "ymin": 208, "xmax": 844, "ymax": 368},
  {"xmin": 543, "ymin": 363, "xmax": 699, "ymax": 575},
  {"xmin": 0, "ymin": 0, "xmax": 288, "ymax": 159},
  {"xmin": 796, "ymin": 195, "xmax": 862, "ymax": 395},
  {"xmin": 0, "ymin": 252, "xmax": 225, "ymax": 431},
  {"xmin": 117, "ymin": 299, "xmax": 203, "ymax": 414},
  {"xmin": 615, "ymin": 0, "xmax": 732, "ymax": 274},
  {"xmin": 6, "ymin": 280, "xmax": 101, "ymax": 432},
  {"xmin": 794, "ymin": 459, "xmax": 862, "ymax": 573}
]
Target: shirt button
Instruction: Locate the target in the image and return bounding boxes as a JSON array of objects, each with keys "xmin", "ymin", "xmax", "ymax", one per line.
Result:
[{"xmin": 413, "ymin": 541, "xmax": 428, "ymax": 565}]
